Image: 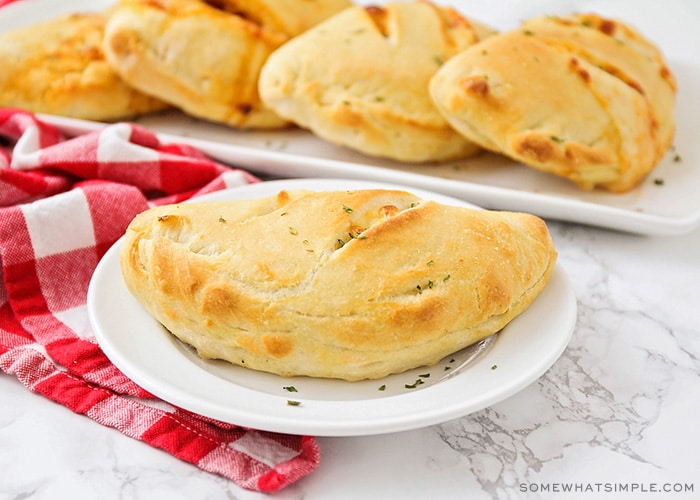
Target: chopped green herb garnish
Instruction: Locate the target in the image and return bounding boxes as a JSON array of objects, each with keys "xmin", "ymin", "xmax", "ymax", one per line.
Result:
[
  {"xmin": 337, "ymin": 239, "xmax": 345, "ymax": 248},
  {"xmin": 427, "ymin": 260, "xmax": 434, "ymax": 266},
  {"xmin": 405, "ymin": 379, "xmax": 425, "ymax": 389},
  {"xmin": 378, "ymin": 384, "xmax": 386, "ymax": 391},
  {"xmin": 342, "ymin": 205, "xmax": 353, "ymax": 213},
  {"xmin": 443, "ymin": 274, "xmax": 451, "ymax": 282},
  {"xmin": 418, "ymin": 373, "xmax": 430, "ymax": 379},
  {"xmin": 428, "ymin": 280, "xmax": 434, "ymax": 289},
  {"xmin": 550, "ymin": 135, "xmax": 565, "ymax": 143},
  {"xmin": 283, "ymin": 386, "xmax": 298, "ymax": 392},
  {"xmin": 288, "ymin": 226, "xmax": 298, "ymax": 235},
  {"xmin": 287, "ymin": 400, "xmax": 301, "ymax": 406},
  {"xmin": 491, "ymin": 364, "xmax": 498, "ymax": 370},
  {"xmin": 416, "ymin": 285, "xmax": 423, "ymax": 294},
  {"xmin": 654, "ymin": 178, "xmax": 665, "ymax": 186},
  {"xmin": 218, "ymin": 216, "xmax": 226, "ymax": 223},
  {"xmin": 669, "ymin": 145, "xmax": 681, "ymax": 162}
]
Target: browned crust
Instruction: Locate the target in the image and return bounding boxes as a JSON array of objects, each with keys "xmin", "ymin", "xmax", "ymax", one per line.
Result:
[{"xmin": 120, "ymin": 189, "xmax": 557, "ymax": 380}]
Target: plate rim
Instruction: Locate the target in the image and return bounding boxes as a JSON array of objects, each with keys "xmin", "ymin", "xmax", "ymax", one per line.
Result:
[
  {"xmin": 87, "ymin": 178, "xmax": 578, "ymax": 436},
  {"xmin": 40, "ymin": 113, "xmax": 700, "ymax": 236}
]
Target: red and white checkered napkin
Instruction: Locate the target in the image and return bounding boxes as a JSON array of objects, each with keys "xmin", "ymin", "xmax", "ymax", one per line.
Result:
[{"xmin": 0, "ymin": 109, "xmax": 320, "ymax": 492}]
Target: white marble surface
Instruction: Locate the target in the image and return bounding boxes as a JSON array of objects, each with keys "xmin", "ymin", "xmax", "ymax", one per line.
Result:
[{"xmin": 2, "ymin": 219, "xmax": 698, "ymax": 500}]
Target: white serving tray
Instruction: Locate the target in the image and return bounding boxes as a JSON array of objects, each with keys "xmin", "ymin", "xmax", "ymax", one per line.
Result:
[{"xmin": 2, "ymin": 0, "xmax": 699, "ymax": 235}]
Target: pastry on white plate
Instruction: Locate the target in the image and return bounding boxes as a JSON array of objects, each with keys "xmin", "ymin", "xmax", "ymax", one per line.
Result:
[
  {"xmin": 103, "ymin": 0, "xmax": 351, "ymax": 129},
  {"xmin": 120, "ymin": 188, "xmax": 557, "ymax": 381},
  {"xmin": 430, "ymin": 13, "xmax": 676, "ymax": 192},
  {"xmin": 258, "ymin": 1, "xmax": 495, "ymax": 161},
  {"xmin": 0, "ymin": 12, "xmax": 168, "ymax": 121}
]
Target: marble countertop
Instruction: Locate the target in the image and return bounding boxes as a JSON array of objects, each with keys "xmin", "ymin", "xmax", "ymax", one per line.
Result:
[{"xmin": 2, "ymin": 219, "xmax": 698, "ymax": 500}]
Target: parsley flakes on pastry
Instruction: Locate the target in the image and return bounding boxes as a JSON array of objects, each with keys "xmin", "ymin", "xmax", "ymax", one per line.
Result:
[
  {"xmin": 430, "ymin": 13, "xmax": 676, "ymax": 192},
  {"xmin": 120, "ymin": 188, "xmax": 557, "ymax": 381},
  {"xmin": 258, "ymin": 1, "xmax": 495, "ymax": 161}
]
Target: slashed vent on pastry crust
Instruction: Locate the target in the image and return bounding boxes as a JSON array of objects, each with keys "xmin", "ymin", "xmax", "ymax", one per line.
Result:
[
  {"xmin": 120, "ymin": 189, "xmax": 558, "ymax": 381},
  {"xmin": 429, "ymin": 13, "xmax": 676, "ymax": 192}
]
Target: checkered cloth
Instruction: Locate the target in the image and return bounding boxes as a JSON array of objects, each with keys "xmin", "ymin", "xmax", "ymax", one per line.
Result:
[{"xmin": 0, "ymin": 109, "xmax": 320, "ymax": 492}]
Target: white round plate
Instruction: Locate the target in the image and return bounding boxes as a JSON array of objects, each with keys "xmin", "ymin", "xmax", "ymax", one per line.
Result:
[{"xmin": 88, "ymin": 178, "xmax": 577, "ymax": 436}]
